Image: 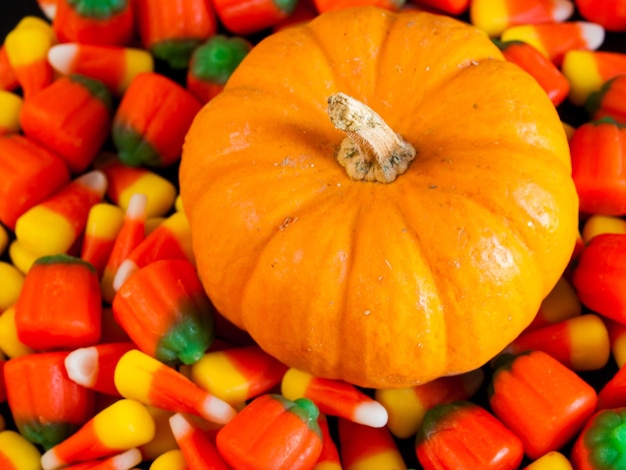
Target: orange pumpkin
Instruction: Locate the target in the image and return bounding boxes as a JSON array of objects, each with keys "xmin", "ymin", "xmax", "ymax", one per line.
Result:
[{"xmin": 180, "ymin": 7, "xmax": 578, "ymax": 389}]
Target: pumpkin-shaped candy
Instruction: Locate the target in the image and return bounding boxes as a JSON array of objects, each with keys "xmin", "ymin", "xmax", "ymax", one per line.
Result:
[{"xmin": 180, "ymin": 7, "xmax": 579, "ymax": 388}]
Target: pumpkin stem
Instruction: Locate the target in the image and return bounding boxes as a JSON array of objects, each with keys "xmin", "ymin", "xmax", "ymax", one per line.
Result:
[{"xmin": 327, "ymin": 92, "xmax": 416, "ymax": 183}]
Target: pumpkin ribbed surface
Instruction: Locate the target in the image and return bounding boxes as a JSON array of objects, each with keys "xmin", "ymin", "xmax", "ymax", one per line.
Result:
[{"xmin": 180, "ymin": 7, "xmax": 578, "ymax": 388}]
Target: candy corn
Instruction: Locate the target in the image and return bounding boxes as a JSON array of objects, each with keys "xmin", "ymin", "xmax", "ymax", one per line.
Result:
[
  {"xmin": 40, "ymin": 399, "xmax": 155, "ymax": 470},
  {"xmin": 0, "ymin": 133, "xmax": 70, "ymax": 230},
  {"xmin": 100, "ymin": 193, "xmax": 147, "ymax": 303},
  {"xmin": 523, "ymin": 451, "xmax": 573, "ymax": 470},
  {"xmin": 524, "ymin": 276, "xmax": 581, "ymax": 332},
  {"xmin": 0, "ymin": 430, "xmax": 42, "ymax": 470},
  {"xmin": 562, "ymin": 50, "xmax": 626, "ymax": 105},
  {"xmin": 134, "ymin": 0, "xmax": 217, "ymax": 69},
  {"xmin": 4, "ymin": 351, "xmax": 96, "ymax": 450},
  {"xmin": 500, "ymin": 21, "xmax": 605, "ymax": 65},
  {"xmin": 0, "ymin": 305, "xmax": 35, "ymax": 359},
  {"xmin": 59, "ymin": 448, "xmax": 143, "ymax": 470},
  {"xmin": 576, "ymin": 0, "xmax": 626, "ymax": 31},
  {"xmin": 15, "ymin": 170, "xmax": 107, "ymax": 256},
  {"xmin": 338, "ymin": 417, "xmax": 406, "ymax": 470},
  {"xmin": 52, "ymin": 0, "xmax": 135, "ymax": 46},
  {"xmin": 48, "ymin": 43, "xmax": 154, "ymax": 96},
  {"xmin": 15, "ymin": 254, "xmax": 102, "ymax": 350},
  {"xmin": 112, "ymin": 259, "xmax": 215, "ymax": 366},
  {"xmin": 281, "ymin": 367, "xmax": 388, "ymax": 428},
  {"xmin": 503, "ymin": 313, "xmax": 610, "ymax": 371},
  {"xmin": 80, "ymin": 203, "xmax": 125, "ymax": 278},
  {"xmin": 169, "ymin": 413, "xmax": 230, "ymax": 470},
  {"xmin": 19, "ymin": 73, "xmax": 113, "ymax": 174},
  {"xmin": 607, "ymin": 318, "xmax": 626, "ymax": 368},
  {"xmin": 375, "ymin": 368, "xmax": 484, "ymax": 438},
  {"xmin": 113, "ymin": 349, "xmax": 238, "ymax": 425},
  {"xmin": 0, "ymin": 261, "xmax": 24, "ymax": 312},
  {"xmin": 213, "ymin": 0, "xmax": 299, "ymax": 35},
  {"xmin": 64, "ymin": 342, "xmax": 135, "ymax": 396},
  {"xmin": 112, "ymin": 72, "xmax": 202, "ymax": 168},
  {"xmin": 189, "ymin": 344, "xmax": 288, "ymax": 405},
  {"xmin": 470, "ymin": 0, "xmax": 574, "ymax": 37},
  {"xmin": 149, "ymin": 449, "xmax": 188, "ymax": 470},
  {"xmin": 582, "ymin": 214, "xmax": 626, "ymax": 243},
  {"xmin": 137, "ymin": 406, "xmax": 178, "ymax": 462},
  {"xmin": 217, "ymin": 394, "xmax": 323, "ymax": 470}
]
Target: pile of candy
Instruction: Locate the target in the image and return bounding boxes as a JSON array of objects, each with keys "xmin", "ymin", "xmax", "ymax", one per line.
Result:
[{"xmin": 2, "ymin": 0, "xmax": 626, "ymax": 469}]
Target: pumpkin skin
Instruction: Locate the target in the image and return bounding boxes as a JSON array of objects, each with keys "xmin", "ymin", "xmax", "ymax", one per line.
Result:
[{"xmin": 180, "ymin": 7, "xmax": 578, "ymax": 389}]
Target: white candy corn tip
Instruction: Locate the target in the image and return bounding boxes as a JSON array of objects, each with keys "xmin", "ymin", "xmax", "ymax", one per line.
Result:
[
  {"xmin": 47, "ymin": 43, "xmax": 78, "ymax": 74},
  {"xmin": 580, "ymin": 22, "xmax": 606, "ymax": 51},
  {"xmin": 200, "ymin": 395, "xmax": 238, "ymax": 425},
  {"xmin": 64, "ymin": 346, "xmax": 99, "ymax": 388},
  {"xmin": 110, "ymin": 448, "xmax": 142, "ymax": 468},
  {"xmin": 39, "ymin": 1, "xmax": 58, "ymax": 20},
  {"xmin": 77, "ymin": 170, "xmax": 108, "ymax": 197},
  {"xmin": 552, "ymin": 0, "xmax": 574, "ymax": 22},
  {"xmin": 41, "ymin": 448, "xmax": 63, "ymax": 470},
  {"xmin": 126, "ymin": 193, "xmax": 148, "ymax": 219},
  {"xmin": 169, "ymin": 412, "xmax": 193, "ymax": 438},
  {"xmin": 352, "ymin": 401, "xmax": 389, "ymax": 428},
  {"xmin": 113, "ymin": 259, "xmax": 139, "ymax": 292}
]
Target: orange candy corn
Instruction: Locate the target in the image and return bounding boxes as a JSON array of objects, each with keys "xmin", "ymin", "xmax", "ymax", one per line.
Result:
[
  {"xmin": 80, "ymin": 203, "xmax": 125, "ymax": 278},
  {"xmin": 281, "ymin": 367, "xmax": 388, "ymax": 428},
  {"xmin": 495, "ymin": 39, "xmax": 570, "ymax": 106},
  {"xmin": 64, "ymin": 342, "xmax": 136, "ymax": 396},
  {"xmin": 48, "ymin": 43, "xmax": 154, "ymax": 96},
  {"xmin": 58, "ymin": 448, "xmax": 143, "ymax": 470},
  {"xmin": 189, "ymin": 344, "xmax": 288, "ymax": 405},
  {"xmin": 338, "ymin": 417, "xmax": 406, "ymax": 470},
  {"xmin": 19, "ymin": 74, "xmax": 113, "ymax": 174},
  {"xmin": 95, "ymin": 154, "xmax": 177, "ymax": 218},
  {"xmin": 15, "ymin": 170, "xmax": 107, "ymax": 256},
  {"xmin": 213, "ymin": 0, "xmax": 298, "ymax": 35},
  {"xmin": 112, "ymin": 259, "xmax": 215, "ymax": 366},
  {"xmin": 169, "ymin": 413, "xmax": 230, "ymax": 470},
  {"xmin": 3, "ymin": 17, "xmax": 56, "ymax": 99},
  {"xmin": 217, "ymin": 394, "xmax": 323, "ymax": 470},
  {"xmin": 15, "ymin": 254, "xmax": 102, "ymax": 351},
  {"xmin": 40, "ymin": 398, "xmax": 155, "ymax": 470},
  {"xmin": 4, "ymin": 351, "xmax": 96, "ymax": 450},
  {"xmin": 500, "ymin": 21, "xmax": 605, "ymax": 65},
  {"xmin": 100, "ymin": 193, "xmax": 147, "ymax": 303},
  {"xmin": 0, "ymin": 133, "xmax": 70, "ymax": 230},
  {"xmin": 134, "ymin": 0, "xmax": 217, "ymax": 69},
  {"xmin": 112, "ymin": 72, "xmax": 202, "ymax": 168},
  {"xmin": 570, "ymin": 117, "xmax": 626, "ymax": 216},
  {"xmin": 470, "ymin": 0, "xmax": 574, "ymax": 37},
  {"xmin": 562, "ymin": 50, "xmax": 626, "ymax": 105},
  {"xmin": 587, "ymin": 74, "xmax": 626, "ymax": 124},
  {"xmin": 52, "ymin": 0, "xmax": 135, "ymax": 46},
  {"xmin": 114, "ymin": 349, "xmax": 238, "ymax": 425},
  {"xmin": 489, "ymin": 350, "xmax": 598, "ymax": 459},
  {"xmin": 503, "ymin": 313, "xmax": 611, "ymax": 371},
  {"xmin": 375, "ymin": 368, "xmax": 484, "ymax": 439}
]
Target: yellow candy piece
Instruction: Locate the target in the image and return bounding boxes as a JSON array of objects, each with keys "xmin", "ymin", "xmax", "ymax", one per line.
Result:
[
  {"xmin": 114, "ymin": 349, "xmax": 161, "ymax": 404},
  {"xmin": 469, "ymin": 0, "xmax": 508, "ymax": 37},
  {"xmin": 4, "ymin": 26, "xmax": 54, "ymax": 68},
  {"xmin": 15, "ymin": 204, "xmax": 76, "ymax": 256},
  {"xmin": 0, "ymin": 261, "xmax": 24, "ymax": 312},
  {"xmin": 568, "ymin": 314, "xmax": 610, "ymax": 371},
  {"xmin": 190, "ymin": 350, "xmax": 249, "ymax": 405},
  {"xmin": 85, "ymin": 203, "xmax": 125, "ymax": 242},
  {"xmin": 537, "ymin": 276, "xmax": 581, "ymax": 326},
  {"xmin": 117, "ymin": 172, "xmax": 177, "ymax": 218},
  {"xmin": 138, "ymin": 406, "xmax": 178, "ymax": 462},
  {"xmin": 0, "ymin": 91, "xmax": 23, "ymax": 135},
  {"xmin": 524, "ymin": 451, "xmax": 573, "ymax": 469},
  {"xmin": 375, "ymin": 387, "xmax": 426, "ymax": 439},
  {"xmin": 582, "ymin": 215, "xmax": 626, "ymax": 243},
  {"xmin": 175, "ymin": 194, "xmax": 184, "ymax": 213},
  {"xmin": 8, "ymin": 239, "xmax": 40, "ymax": 274},
  {"xmin": 562, "ymin": 50, "xmax": 604, "ymax": 106},
  {"xmin": 612, "ymin": 330, "xmax": 626, "ymax": 369},
  {"xmin": 0, "ymin": 305, "xmax": 36, "ymax": 358},
  {"xmin": 0, "ymin": 430, "xmax": 42, "ymax": 470},
  {"xmin": 122, "ymin": 48, "xmax": 155, "ymax": 94},
  {"xmin": 15, "ymin": 15, "xmax": 57, "ymax": 43},
  {"xmin": 92, "ymin": 399, "xmax": 156, "ymax": 450},
  {"xmin": 149, "ymin": 449, "xmax": 188, "ymax": 470}
]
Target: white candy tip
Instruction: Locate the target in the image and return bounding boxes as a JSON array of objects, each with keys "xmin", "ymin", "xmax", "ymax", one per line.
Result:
[
  {"xmin": 580, "ymin": 22, "xmax": 606, "ymax": 51},
  {"xmin": 169, "ymin": 412, "xmax": 193, "ymax": 438},
  {"xmin": 64, "ymin": 347, "xmax": 99, "ymax": 388},
  {"xmin": 200, "ymin": 396, "xmax": 238, "ymax": 425},
  {"xmin": 352, "ymin": 401, "xmax": 389, "ymax": 428},
  {"xmin": 113, "ymin": 259, "xmax": 139, "ymax": 292},
  {"xmin": 110, "ymin": 448, "xmax": 142, "ymax": 469},
  {"xmin": 126, "ymin": 193, "xmax": 148, "ymax": 219},
  {"xmin": 41, "ymin": 448, "xmax": 63, "ymax": 470},
  {"xmin": 552, "ymin": 0, "xmax": 574, "ymax": 22},
  {"xmin": 39, "ymin": 2, "xmax": 58, "ymax": 20},
  {"xmin": 47, "ymin": 43, "xmax": 78, "ymax": 75},
  {"xmin": 77, "ymin": 170, "xmax": 108, "ymax": 197}
]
